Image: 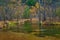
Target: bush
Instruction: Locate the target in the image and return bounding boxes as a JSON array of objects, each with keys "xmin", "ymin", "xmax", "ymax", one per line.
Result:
[{"xmin": 8, "ymin": 22, "xmax": 18, "ymax": 32}]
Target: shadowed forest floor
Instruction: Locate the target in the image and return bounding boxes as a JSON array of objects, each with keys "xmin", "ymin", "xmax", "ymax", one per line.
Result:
[{"xmin": 0, "ymin": 31, "xmax": 60, "ymax": 40}]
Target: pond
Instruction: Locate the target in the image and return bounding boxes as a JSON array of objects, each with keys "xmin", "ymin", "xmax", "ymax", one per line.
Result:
[{"xmin": 1, "ymin": 21, "xmax": 60, "ymax": 37}]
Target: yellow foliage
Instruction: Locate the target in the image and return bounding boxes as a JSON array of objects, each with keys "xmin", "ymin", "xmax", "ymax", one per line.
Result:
[
  {"xmin": 29, "ymin": 2, "xmax": 39, "ymax": 13},
  {"xmin": 35, "ymin": 2, "xmax": 40, "ymax": 8},
  {"xmin": 30, "ymin": 6, "xmax": 36, "ymax": 13}
]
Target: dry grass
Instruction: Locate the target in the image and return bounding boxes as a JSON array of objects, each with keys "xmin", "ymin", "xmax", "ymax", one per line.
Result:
[
  {"xmin": 0, "ymin": 31, "xmax": 60, "ymax": 40},
  {"xmin": 0, "ymin": 31, "xmax": 40, "ymax": 40}
]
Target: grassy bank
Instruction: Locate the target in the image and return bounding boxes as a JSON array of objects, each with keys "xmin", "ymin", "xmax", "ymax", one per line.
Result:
[{"xmin": 0, "ymin": 31, "xmax": 60, "ymax": 40}]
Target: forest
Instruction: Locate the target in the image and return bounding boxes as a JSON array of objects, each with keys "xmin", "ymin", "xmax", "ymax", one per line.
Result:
[{"xmin": 0, "ymin": 0, "xmax": 60, "ymax": 40}]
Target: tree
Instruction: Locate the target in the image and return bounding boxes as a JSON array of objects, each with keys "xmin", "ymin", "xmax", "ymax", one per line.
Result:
[
  {"xmin": 21, "ymin": 0, "xmax": 27, "ymax": 3},
  {"xmin": 56, "ymin": 8, "xmax": 60, "ymax": 17},
  {"xmin": 21, "ymin": 0, "xmax": 37, "ymax": 33},
  {"xmin": 0, "ymin": 0, "xmax": 17, "ymax": 31},
  {"xmin": 26, "ymin": 0, "xmax": 37, "ymax": 6},
  {"xmin": 23, "ymin": 6, "xmax": 30, "ymax": 19},
  {"xmin": 25, "ymin": 0, "xmax": 37, "ymax": 27}
]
